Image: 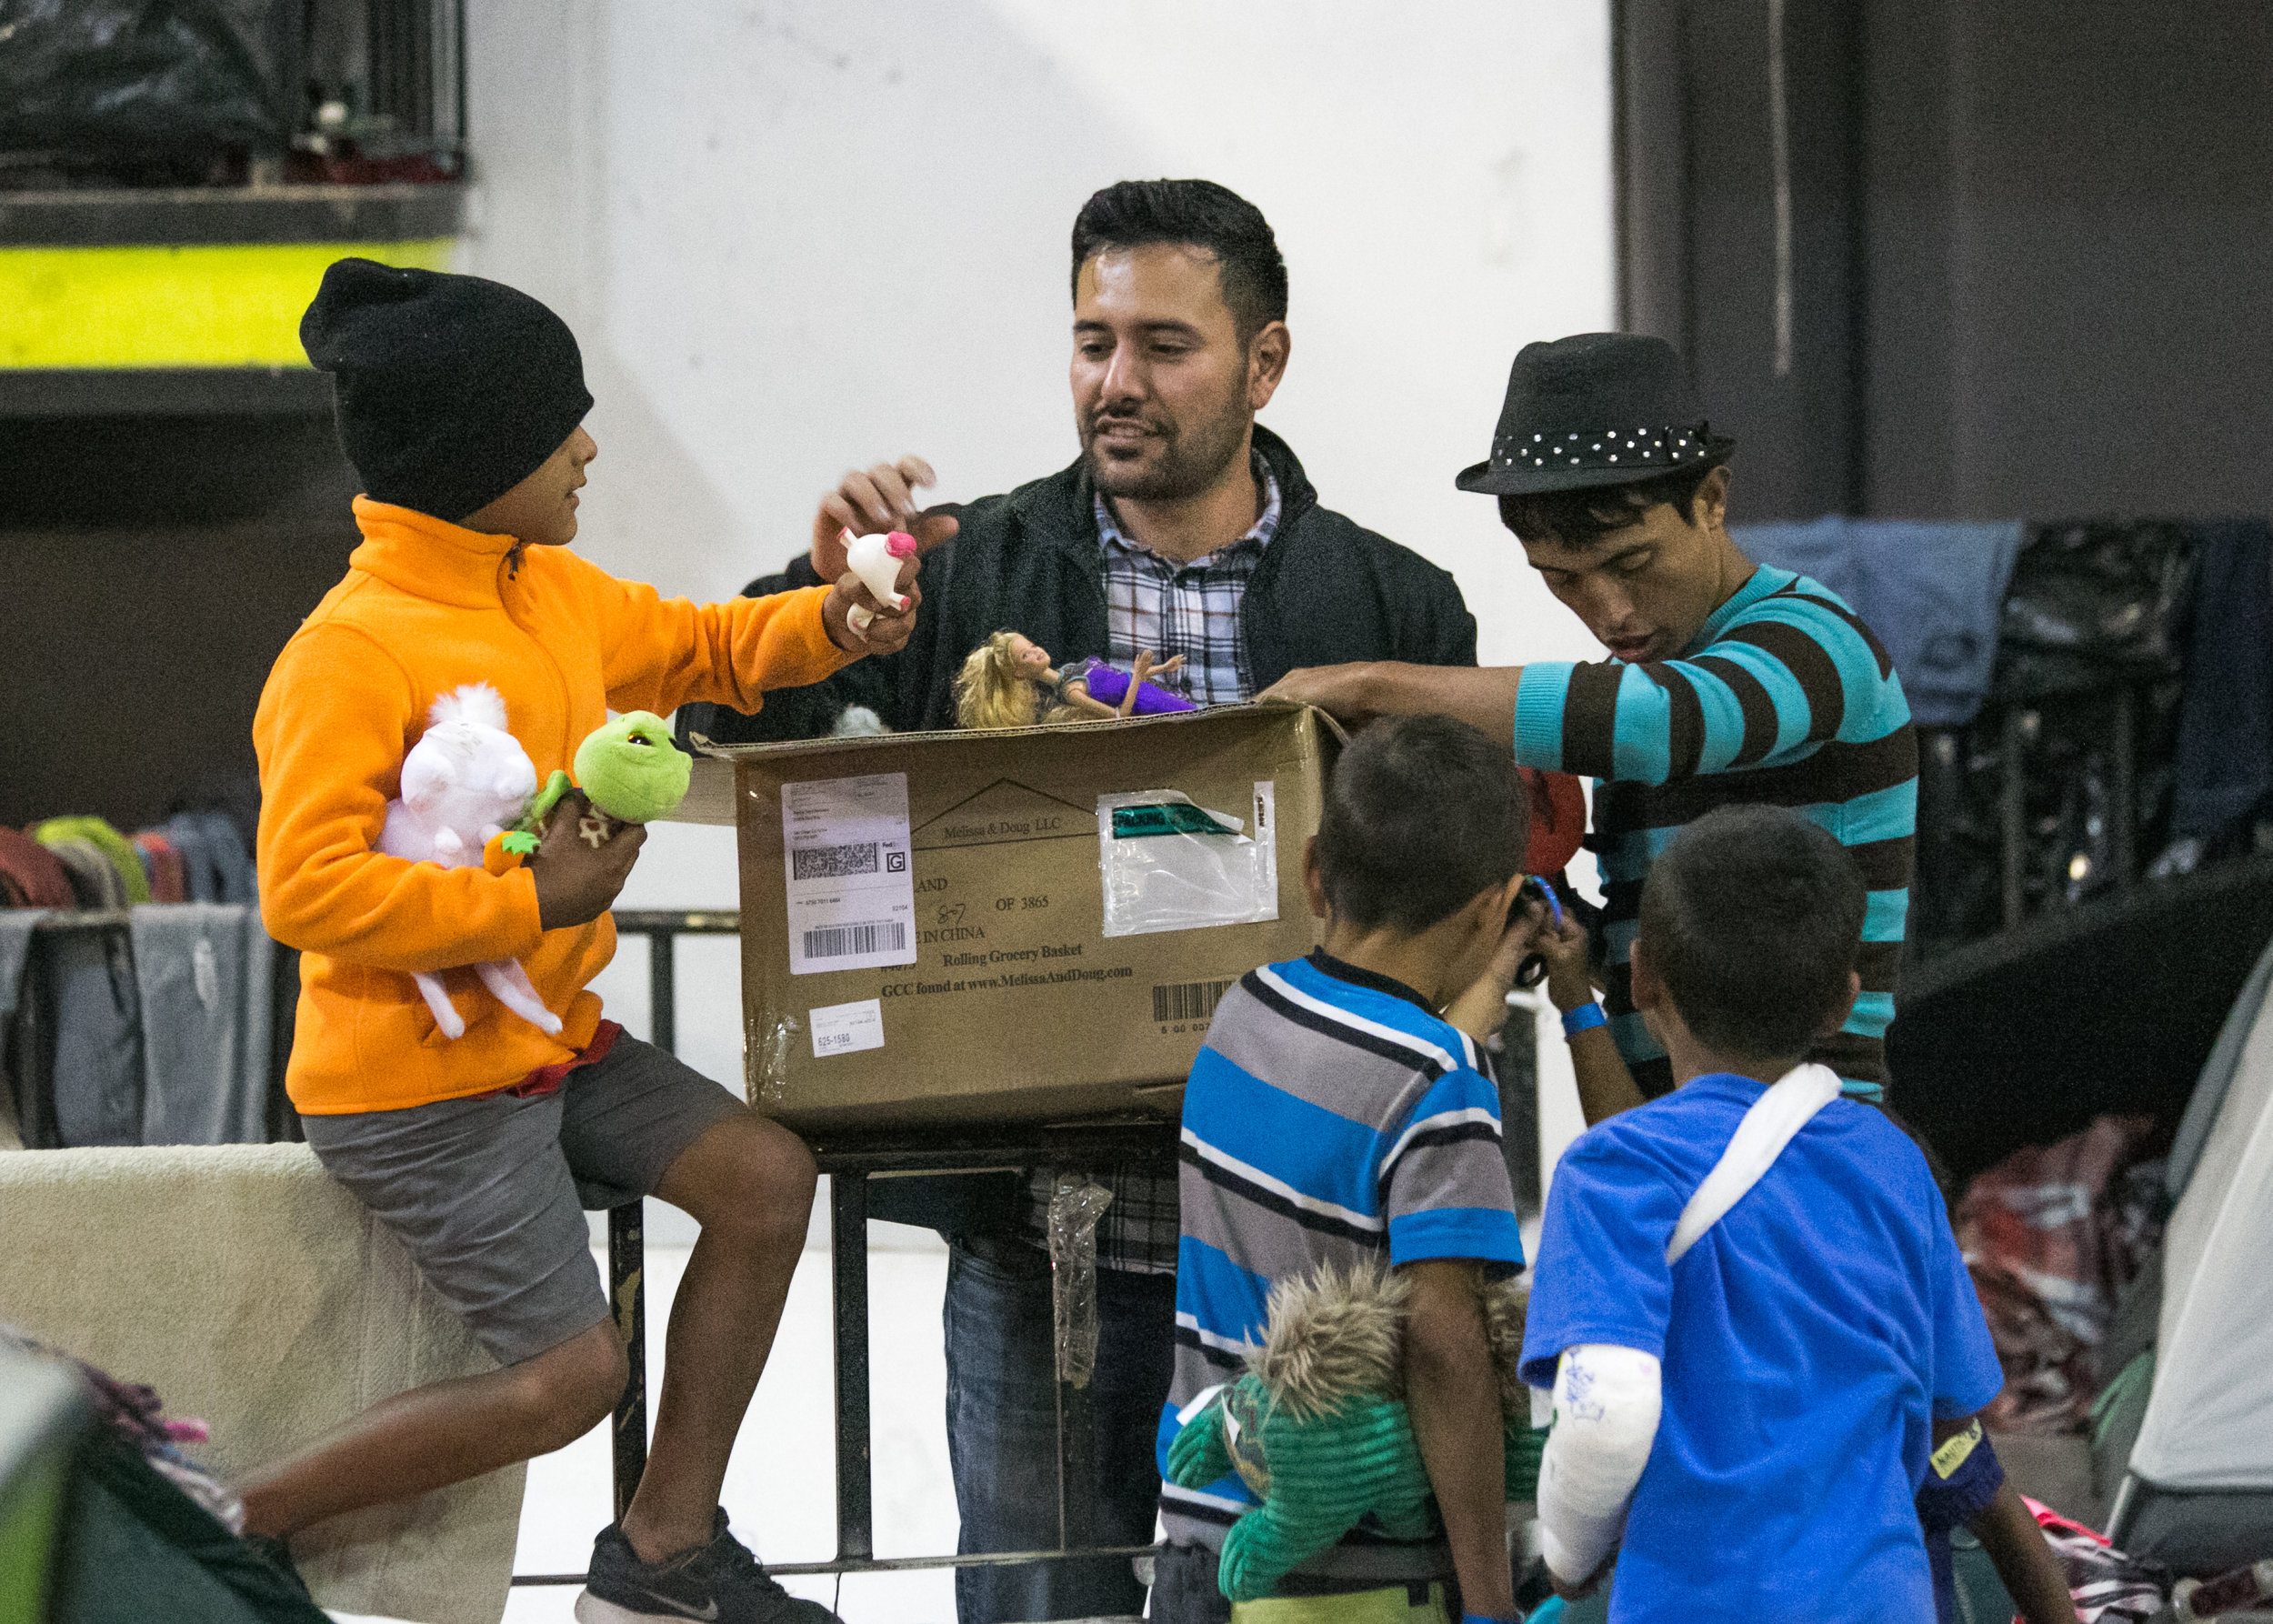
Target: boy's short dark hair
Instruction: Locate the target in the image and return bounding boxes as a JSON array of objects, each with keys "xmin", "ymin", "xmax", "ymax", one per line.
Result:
[
  {"xmin": 1071, "ymin": 179, "xmax": 1289, "ymax": 346},
  {"xmin": 1315, "ymin": 715, "xmax": 1527, "ymax": 934},
  {"xmin": 1497, "ymin": 457, "xmax": 1727, "ymax": 546},
  {"xmin": 1638, "ymin": 805, "xmax": 1867, "ymax": 1059}
]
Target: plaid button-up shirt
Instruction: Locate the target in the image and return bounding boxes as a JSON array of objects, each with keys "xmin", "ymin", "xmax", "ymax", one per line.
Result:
[
  {"xmin": 1092, "ymin": 457, "xmax": 1284, "ymax": 705},
  {"xmin": 1016, "ymin": 456, "xmax": 1285, "ymax": 1274}
]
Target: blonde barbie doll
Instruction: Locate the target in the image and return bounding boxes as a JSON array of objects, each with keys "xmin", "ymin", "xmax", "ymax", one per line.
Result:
[{"xmin": 953, "ymin": 632, "xmax": 1194, "ymax": 729}]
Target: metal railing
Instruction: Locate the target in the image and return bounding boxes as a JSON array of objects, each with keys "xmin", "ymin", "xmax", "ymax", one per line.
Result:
[{"xmin": 509, "ymin": 909, "xmax": 1170, "ymax": 1589}]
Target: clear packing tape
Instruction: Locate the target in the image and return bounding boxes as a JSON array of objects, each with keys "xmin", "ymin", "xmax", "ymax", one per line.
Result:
[
  {"xmin": 746, "ymin": 1007, "xmax": 800, "ymax": 1109},
  {"xmin": 1047, "ymin": 1172, "xmax": 1116, "ymax": 1388}
]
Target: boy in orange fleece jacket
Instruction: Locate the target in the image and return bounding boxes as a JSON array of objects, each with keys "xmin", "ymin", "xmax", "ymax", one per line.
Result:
[{"xmin": 245, "ymin": 260, "xmax": 918, "ymax": 1624}]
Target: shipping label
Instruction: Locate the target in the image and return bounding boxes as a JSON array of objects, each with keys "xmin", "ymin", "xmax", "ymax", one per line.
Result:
[{"xmin": 782, "ymin": 772, "xmax": 917, "ymax": 975}]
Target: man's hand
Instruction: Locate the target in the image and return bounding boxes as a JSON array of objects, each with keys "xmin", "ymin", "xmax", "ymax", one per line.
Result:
[
  {"xmin": 1257, "ymin": 661, "xmax": 1382, "ymax": 721},
  {"xmin": 823, "ymin": 571, "xmax": 923, "ymax": 656},
  {"xmin": 809, "ymin": 456, "xmax": 960, "ymax": 582},
  {"xmin": 528, "ymin": 790, "xmax": 647, "ymax": 931}
]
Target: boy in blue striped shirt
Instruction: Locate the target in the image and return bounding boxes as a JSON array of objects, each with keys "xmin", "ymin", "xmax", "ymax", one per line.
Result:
[{"xmin": 1152, "ymin": 715, "xmax": 1551, "ymax": 1624}]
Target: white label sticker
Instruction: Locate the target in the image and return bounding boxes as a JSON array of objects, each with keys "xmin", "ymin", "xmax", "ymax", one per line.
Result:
[
  {"xmin": 1253, "ymin": 779, "xmax": 1277, "ymax": 898},
  {"xmin": 782, "ymin": 772, "xmax": 917, "ymax": 975},
  {"xmin": 809, "ymin": 997, "xmax": 885, "ymax": 1058}
]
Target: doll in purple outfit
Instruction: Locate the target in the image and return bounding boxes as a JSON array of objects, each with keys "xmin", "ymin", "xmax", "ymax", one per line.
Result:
[{"xmin": 954, "ymin": 630, "xmax": 1197, "ymax": 728}]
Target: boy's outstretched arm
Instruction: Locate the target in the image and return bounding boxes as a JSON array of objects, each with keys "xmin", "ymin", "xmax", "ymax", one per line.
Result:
[
  {"xmin": 573, "ymin": 550, "xmax": 913, "ymax": 722},
  {"xmin": 1401, "ymin": 1259, "xmax": 1519, "ymax": 1622}
]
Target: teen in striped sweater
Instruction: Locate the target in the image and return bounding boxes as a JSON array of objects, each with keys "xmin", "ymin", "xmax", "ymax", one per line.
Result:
[{"xmin": 1265, "ymin": 332, "xmax": 1915, "ymax": 1108}]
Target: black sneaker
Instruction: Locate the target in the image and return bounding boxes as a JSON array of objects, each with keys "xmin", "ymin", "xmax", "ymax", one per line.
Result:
[{"xmin": 575, "ymin": 1509, "xmax": 841, "ymax": 1624}]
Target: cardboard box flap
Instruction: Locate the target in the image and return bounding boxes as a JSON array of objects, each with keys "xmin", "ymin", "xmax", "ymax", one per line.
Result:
[
  {"xmin": 674, "ymin": 756, "xmax": 739, "ymax": 826},
  {"xmin": 693, "ymin": 699, "xmax": 1324, "ymax": 759},
  {"xmin": 674, "ymin": 703, "xmax": 1334, "ymax": 828}
]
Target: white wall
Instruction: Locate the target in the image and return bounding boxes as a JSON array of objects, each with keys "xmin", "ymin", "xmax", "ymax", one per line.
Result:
[{"xmin": 457, "ymin": 0, "xmax": 1615, "ymax": 1057}]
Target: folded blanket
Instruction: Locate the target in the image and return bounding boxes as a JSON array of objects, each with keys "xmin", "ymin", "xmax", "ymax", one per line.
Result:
[{"xmin": 0, "ymin": 1142, "xmax": 526, "ymax": 1624}]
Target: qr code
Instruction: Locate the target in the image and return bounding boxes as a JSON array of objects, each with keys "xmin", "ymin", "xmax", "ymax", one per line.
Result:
[{"xmin": 793, "ymin": 842, "xmax": 880, "ymax": 881}]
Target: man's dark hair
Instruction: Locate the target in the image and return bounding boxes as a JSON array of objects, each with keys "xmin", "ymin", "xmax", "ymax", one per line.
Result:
[
  {"xmin": 1315, "ymin": 715, "xmax": 1527, "ymax": 933},
  {"xmin": 1637, "ymin": 805, "xmax": 1866, "ymax": 1060},
  {"xmin": 1071, "ymin": 179, "xmax": 1289, "ymax": 346},
  {"xmin": 1498, "ymin": 457, "xmax": 1727, "ymax": 546}
]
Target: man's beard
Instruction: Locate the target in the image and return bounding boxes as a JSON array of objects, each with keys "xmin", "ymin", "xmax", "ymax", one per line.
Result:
[{"xmin": 1081, "ymin": 394, "xmax": 1250, "ymax": 503}]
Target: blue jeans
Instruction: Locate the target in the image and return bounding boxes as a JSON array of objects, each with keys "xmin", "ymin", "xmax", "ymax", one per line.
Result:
[{"xmin": 943, "ymin": 1233, "xmax": 1177, "ymax": 1623}]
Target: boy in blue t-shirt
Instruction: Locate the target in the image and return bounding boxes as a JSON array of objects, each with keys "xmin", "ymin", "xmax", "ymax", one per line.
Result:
[
  {"xmin": 1519, "ymin": 805, "xmax": 2009, "ymax": 1624},
  {"xmin": 1151, "ymin": 716, "xmax": 1551, "ymax": 1624}
]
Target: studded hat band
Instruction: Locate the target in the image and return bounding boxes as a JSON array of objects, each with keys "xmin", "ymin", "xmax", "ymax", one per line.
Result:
[{"xmin": 1488, "ymin": 421, "xmax": 1719, "ymax": 476}]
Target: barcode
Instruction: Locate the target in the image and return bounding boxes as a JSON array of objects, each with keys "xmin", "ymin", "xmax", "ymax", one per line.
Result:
[
  {"xmin": 802, "ymin": 920, "xmax": 906, "ymax": 959},
  {"xmin": 793, "ymin": 842, "xmax": 880, "ymax": 880},
  {"xmin": 1153, "ymin": 979, "xmax": 1235, "ymax": 1023}
]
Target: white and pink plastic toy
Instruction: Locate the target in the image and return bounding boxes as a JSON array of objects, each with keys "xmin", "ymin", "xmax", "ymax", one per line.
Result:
[{"xmin": 841, "ymin": 529, "xmax": 918, "ymax": 636}]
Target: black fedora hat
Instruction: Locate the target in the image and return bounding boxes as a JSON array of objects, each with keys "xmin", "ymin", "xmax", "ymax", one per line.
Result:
[{"xmin": 1456, "ymin": 332, "xmax": 1735, "ymax": 496}]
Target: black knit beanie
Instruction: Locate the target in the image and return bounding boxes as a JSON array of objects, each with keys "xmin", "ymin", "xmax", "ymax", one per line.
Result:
[{"xmin": 301, "ymin": 258, "xmax": 595, "ymax": 523}]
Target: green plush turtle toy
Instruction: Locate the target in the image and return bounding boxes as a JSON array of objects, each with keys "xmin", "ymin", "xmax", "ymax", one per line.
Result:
[
  {"xmin": 501, "ymin": 711, "xmax": 691, "ymax": 856},
  {"xmin": 1165, "ymin": 1258, "xmax": 1547, "ymax": 1604}
]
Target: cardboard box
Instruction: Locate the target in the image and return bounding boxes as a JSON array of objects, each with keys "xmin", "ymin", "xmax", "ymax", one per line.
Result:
[{"xmin": 696, "ymin": 705, "xmax": 1337, "ymax": 1130}]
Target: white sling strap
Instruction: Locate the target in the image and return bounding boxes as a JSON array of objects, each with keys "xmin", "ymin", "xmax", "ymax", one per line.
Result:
[{"xmin": 1664, "ymin": 1062, "xmax": 1844, "ymax": 1266}]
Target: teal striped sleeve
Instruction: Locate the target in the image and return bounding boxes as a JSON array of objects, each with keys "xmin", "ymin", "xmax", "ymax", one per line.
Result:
[
  {"xmin": 1514, "ymin": 661, "xmax": 1576, "ymax": 769},
  {"xmin": 1545, "ymin": 611, "xmax": 1866, "ymax": 786}
]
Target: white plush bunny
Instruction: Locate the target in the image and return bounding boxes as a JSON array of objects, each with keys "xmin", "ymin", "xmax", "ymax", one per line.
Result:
[{"xmin": 377, "ymin": 683, "xmax": 563, "ymax": 1039}]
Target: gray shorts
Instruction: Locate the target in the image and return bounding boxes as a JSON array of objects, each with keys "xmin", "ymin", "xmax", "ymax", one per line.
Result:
[{"xmin": 302, "ymin": 1034, "xmax": 746, "ymax": 1367}]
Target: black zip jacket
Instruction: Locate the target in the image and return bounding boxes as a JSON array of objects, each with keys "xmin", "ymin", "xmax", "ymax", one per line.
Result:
[{"xmin": 686, "ymin": 425, "xmax": 1477, "ymax": 744}]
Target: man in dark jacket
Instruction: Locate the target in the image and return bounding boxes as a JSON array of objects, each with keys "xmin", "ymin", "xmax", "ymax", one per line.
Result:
[
  {"xmin": 693, "ymin": 412, "xmax": 1471, "ymax": 737},
  {"xmin": 696, "ymin": 179, "xmax": 1477, "ymax": 1624}
]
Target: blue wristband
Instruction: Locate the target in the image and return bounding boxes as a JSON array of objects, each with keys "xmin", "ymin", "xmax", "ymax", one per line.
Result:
[
  {"xmin": 1560, "ymin": 1001, "xmax": 1607, "ymax": 1038},
  {"xmin": 1462, "ymin": 1614, "xmax": 1522, "ymax": 1624}
]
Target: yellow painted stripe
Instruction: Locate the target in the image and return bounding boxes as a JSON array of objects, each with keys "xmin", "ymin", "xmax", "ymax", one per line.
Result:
[{"xmin": 0, "ymin": 239, "xmax": 455, "ymax": 367}]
